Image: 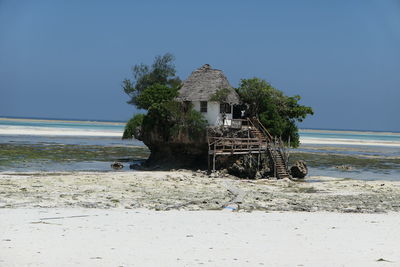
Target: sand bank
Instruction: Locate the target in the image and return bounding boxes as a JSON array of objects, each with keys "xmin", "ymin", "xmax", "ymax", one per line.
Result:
[
  {"xmin": 1, "ymin": 208, "xmax": 399, "ymax": 266},
  {"xmin": 300, "ymin": 128, "xmax": 400, "ymax": 136},
  {"xmin": 0, "ymin": 126, "xmax": 122, "ymax": 137},
  {"xmin": 0, "ymin": 117, "xmax": 125, "ymax": 125},
  {"xmin": 300, "ymin": 137, "xmax": 400, "ymax": 147}
]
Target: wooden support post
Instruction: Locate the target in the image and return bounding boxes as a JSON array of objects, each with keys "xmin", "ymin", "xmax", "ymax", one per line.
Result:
[
  {"xmin": 213, "ymin": 148, "xmax": 216, "ymax": 172},
  {"xmin": 208, "ymin": 154, "xmax": 210, "ymax": 173},
  {"xmin": 207, "ymin": 131, "xmax": 210, "ymax": 173}
]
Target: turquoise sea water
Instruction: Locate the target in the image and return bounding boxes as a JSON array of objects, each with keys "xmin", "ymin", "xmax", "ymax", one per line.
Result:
[{"xmin": 1, "ymin": 117, "xmax": 399, "ymax": 180}]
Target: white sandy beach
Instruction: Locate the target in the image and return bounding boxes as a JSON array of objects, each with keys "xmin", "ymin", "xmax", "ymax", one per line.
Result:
[
  {"xmin": 1, "ymin": 208, "xmax": 399, "ymax": 267},
  {"xmin": 1, "ymin": 171, "xmax": 400, "ymax": 266}
]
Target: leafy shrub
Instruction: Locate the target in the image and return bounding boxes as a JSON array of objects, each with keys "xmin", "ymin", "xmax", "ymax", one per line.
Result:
[{"xmin": 122, "ymin": 114, "xmax": 145, "ymax": 139}]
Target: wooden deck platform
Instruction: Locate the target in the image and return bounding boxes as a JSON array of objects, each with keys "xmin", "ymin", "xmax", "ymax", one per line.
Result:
[{"xmin": 207, "ymin": 118, "xmax": 291, "ymax": 179}]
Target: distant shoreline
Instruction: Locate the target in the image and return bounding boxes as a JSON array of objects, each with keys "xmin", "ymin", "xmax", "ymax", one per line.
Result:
[
  {"xmin": 300, "ymin": 137, "xmax": 400, "ymax": 147},
  {"xmin": 1, "ymin": 116, "xmax": 399, "ymax": 134},
  {"xmin": 0, "ymin": 116, "xmax": 126, "ymax": 126}
]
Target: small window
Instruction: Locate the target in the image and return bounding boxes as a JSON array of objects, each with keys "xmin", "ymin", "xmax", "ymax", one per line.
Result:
[
  {"xmin": 200, "ymin": 101, "xmax": 208, "ymax": 113},
  {"xmin": 183, "ymin": 101, "xmax": 191, "ymax": 112},
  {"xmin": 225, "ymin": 103, "xmax": 232, "ymax": 114},
  {"xmin": 219, "ymin": 103, "xmax": 231, "ymax": 114}
]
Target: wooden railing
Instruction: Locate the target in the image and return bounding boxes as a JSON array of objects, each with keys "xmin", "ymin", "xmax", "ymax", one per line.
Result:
[
  {"xmin": 207, "ymin": 116, "xmax": 290, "ymax": 174},
  {"xmin": 208, "ymin": 136, "xmax": 267, "ymax": 154},
  {"xmin": 247, "ymin": 117, "xmax": 273, "ymax": 141},
  {"xmin": 248, "ymin": 117, "xmax": 290, "ymax": 175}
]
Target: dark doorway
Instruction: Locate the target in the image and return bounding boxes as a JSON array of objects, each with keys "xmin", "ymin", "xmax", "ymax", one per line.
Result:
[{"xmin": 233, "ymin": 104, "xmax": 247, "ymax": 119}]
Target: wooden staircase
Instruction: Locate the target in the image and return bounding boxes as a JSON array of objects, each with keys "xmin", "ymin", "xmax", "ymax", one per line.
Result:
[
  {"xmin": 207, "ymin": 118, "xmax": 291, "ymax": 179},
  {"xmin": 249, "ymin": 126, "xmax": 267, "ymax": 144},
  {"xmin": 249, "ymin": 118, "xmax": 291, "ymax": 179},
  {"xmin": 268, "ymin": 147, "xmax": 291, "ymax": 179}
]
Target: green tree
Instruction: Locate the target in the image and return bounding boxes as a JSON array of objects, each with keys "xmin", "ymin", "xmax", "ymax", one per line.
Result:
[
  {"xmin": 209, "ymin": 87, "xmax": 231, "ymax": 103},
  {"xmin": 122, "ymin": 53, "xmax": 206, "ymax": 141},
  {"xmin": 134, "ymin": 83, "xmax": 179, "ymax": 110},
  {"xmin": 122, "ymin": 114, "xmax": 145, "ymax": 139},
  {"xmin": 143, "ymin": 101, "xmax": 207, "ymax": 140},
  {"xmin": 236, "ymin": 78, "xmax": 313, "ymax": 147},
  {"xmin": 123, "ymin": 53, "xmax": 181, "ymax": 106}
]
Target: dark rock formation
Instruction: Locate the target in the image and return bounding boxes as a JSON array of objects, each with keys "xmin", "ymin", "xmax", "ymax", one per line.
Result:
[
  {"xmin": 227, "ymin": 154, "xmax": 271, "ymax": 179},
  {"xmin": 290, "ymin": 160, "xmax": 308, "ymax": 178},
  {"xmin": 134, "ymin": 125, "xmax": 208, "ymax": 169},
  {"xmin": 111, "ymin": 162, "xmax": 124, "ymax": 170}
]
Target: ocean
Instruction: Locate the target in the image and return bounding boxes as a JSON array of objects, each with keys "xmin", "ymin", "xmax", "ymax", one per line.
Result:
[{"xmin": 0, "ymin": 117, "xmax": 399, "ymax": 180}]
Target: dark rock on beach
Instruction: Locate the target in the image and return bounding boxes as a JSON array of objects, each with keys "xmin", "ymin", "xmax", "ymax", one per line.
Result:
[
  {"xmin": 227, "ymin": 154, "xmax": 271, "ymax": 179},
  {"xmin": 111, "ymin": 162, "xmax": 124, "ymax": 170},
  {"xmin": 290, "ymin": 160, "xmax": 308, "ymax": 178}
]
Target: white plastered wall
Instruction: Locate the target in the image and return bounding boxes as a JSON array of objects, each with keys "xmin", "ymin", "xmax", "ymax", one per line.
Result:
[{"xmin": 193, "ymin": 101, "xmax": 233, "ymax": 126}]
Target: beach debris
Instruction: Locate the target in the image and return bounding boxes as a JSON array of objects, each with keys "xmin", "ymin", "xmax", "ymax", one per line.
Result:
[
  {"xmin": 223, "ymin": 203, "xmax": 239, "ymax": 212},
  {"xmin": 111, "ymin": 162, "xmax": 124, "ymax": 170},
  {"xmin": 38, "ymin": 215, "xmax": 90, "ymax": 220},
  {"xmin": 376, "ymin": 258, "xmax": 391, "ymax": 262},
  {"xmin": 290, "ymin": 160, "xmax": 308, "ymax": 179},
  {"xmin": 30, "ymin": 221, "xmax": 62, "ymax": 225},
  {"xmin": 221, "ymin": 181, "xmax": 245, "ymax": 211}
]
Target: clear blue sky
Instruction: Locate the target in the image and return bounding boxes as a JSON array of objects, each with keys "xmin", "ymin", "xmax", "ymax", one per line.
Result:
[{"xmin": 1, "ymin": 1, "xmax": 399, "ymax": 131}]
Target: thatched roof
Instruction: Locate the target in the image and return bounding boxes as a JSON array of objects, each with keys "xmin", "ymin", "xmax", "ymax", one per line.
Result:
[{"xmin": 176, "ymin": 64, "xmax": 240, "ymax": 104}]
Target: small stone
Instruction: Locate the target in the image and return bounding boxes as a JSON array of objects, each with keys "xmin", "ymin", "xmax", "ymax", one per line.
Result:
[{"xmin": 111, "ymin": 162, "xmax": 123, "ymax": 170}]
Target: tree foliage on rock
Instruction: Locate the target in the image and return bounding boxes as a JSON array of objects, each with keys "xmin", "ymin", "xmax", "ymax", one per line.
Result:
[
  {"xmin": 236, "ymin": 78, "xmax": 313, "ymax": 147},
  {"xmin": 209, "ymin": 87, "xmax": 231, "ymax": 103},
  {"xmin": 122, "ymin": 53, "xmax": 206, "ymax": 141},
  {"xmin": 122, "ymin": 53, "xmax": 181, "ymax": 108},
  {"xmin": 122, "ymin": 114, "xmax": 144, "ymax": 139}
]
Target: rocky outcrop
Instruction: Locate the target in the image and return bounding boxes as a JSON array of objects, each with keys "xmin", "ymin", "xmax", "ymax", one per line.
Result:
[
  {"xmin": 227, "ymin": 154, "xmax": 271, "ymax": 179},
  {"xmin": 290, "ymin": 160, "xmax": 308, "ymax": 178},
  {"xmin": 134, "ymin": 125, "xmax": 208, "ymax": 169}
]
